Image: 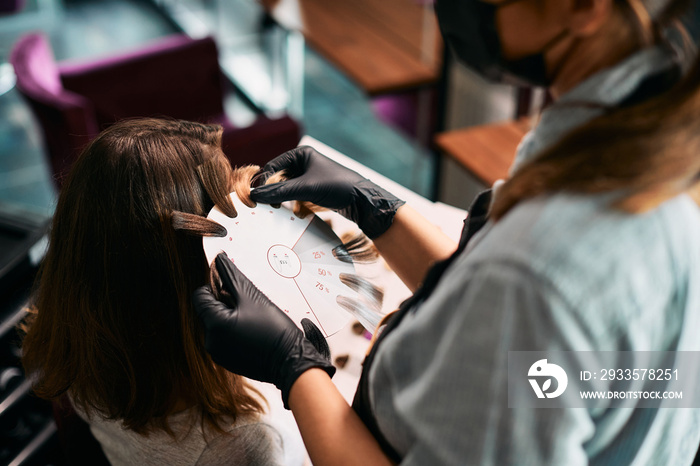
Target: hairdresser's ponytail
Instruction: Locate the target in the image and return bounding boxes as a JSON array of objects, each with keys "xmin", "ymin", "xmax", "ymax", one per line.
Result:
[{"xmin": 492, "ymin": 0, "xmax": 699, "ymax": 219}]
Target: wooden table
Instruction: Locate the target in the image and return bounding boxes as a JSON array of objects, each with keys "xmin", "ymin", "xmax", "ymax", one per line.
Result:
[
  {"xmin": 265, "ymin": 0, "xmax": 443, "ymax": 95},
  {"xmin": 434, "ymin": 118, "xmax": 531, "ymax": 186}
]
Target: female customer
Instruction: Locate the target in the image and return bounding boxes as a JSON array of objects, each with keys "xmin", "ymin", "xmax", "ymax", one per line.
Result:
[
  {"xmin": 193, "ymin": 0, "xmax": 700, "ymax": 465},
  {"xmin": 21, "ymin": 118, "xmax": 305, "ymax": 465}
]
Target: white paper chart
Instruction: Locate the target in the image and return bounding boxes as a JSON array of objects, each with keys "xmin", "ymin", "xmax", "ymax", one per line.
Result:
[{"xmin": 203, "ymin": 194, "xmax": 355, "ymax": 337}]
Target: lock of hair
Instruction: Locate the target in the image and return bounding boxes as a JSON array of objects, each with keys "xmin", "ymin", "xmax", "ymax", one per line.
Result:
[
  {"xmin": 333, "ymin": 233, "xmax": 379, "ymax": 264},
  {"xmin": 338, "ymin": 273, "xmax": 384, "ymax": 306},
  {"xmin": 172, "ymin": 211, "xmax": 227, "ymax": 237},
  {"xmin": 231, "ymin": 165, "xmax": 260, "ymax": 209},
  {"xmin": 336, "ymin": 296, "xmax": 382, "ymax": 333},
  {"xmin": 196, "ymin": 155, "xmax": 237, "ymax": 218}
]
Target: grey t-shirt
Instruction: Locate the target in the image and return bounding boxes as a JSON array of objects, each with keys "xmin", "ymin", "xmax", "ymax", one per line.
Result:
[
  {"xmin": 368, "ymin": 45, "xmax": 700, "ymax": 465},
  {"xmin": 74, "ymin": 381, "xmax": 306, "ymax": 465}
]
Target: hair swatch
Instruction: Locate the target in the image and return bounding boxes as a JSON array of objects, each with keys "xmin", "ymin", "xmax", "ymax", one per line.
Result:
[
  {"xmin": 333, "ymin": 232, "xmax": 379, "ymax": 264},
  {"xmin": 179, "ymin": 163, "xmax": 385, "ymax": 334},
  {"xmin": 337, "ymin": 272, "xmax": 385, "ymax": 333},
  {"xmin": 336, "ymin": 296, "xmax": 382, "ymax": 333},
  {"xmin": 171, "ymin": 212, "xmax": 227, "ymax": 238},
  {"xmin": 338, "ymin": 273, "xmax": 384, "ymax": 305}
]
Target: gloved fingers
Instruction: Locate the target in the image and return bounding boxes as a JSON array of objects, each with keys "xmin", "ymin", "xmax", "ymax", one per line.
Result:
[
  {"xmin": 214, "ymin": 252, "xmax": 246, "ymax": 301},
  {"xmin": 250, "ymin": 177, "xmax": 311, "ymax": 204},
  {"xmin": 192, "ymin": 285, "xmax": 216, "ymax": 317},
  {"xmin": 214, "ymin": 252, "xmax": 275, "ymax": 310},
  {"xmin": 192, "ymin": 285, "xmax": 238, "ymax": 326},
  {"xmin": 300, "ymin": 318, "xmax": 331, "ymax": 360},
  {"xmin": 258, "ymin": 155, "xmax": 290, "ymax": 179},
  {"xmin": 259, "ymin": 146, "xmax": 313, "ymax": 179}
]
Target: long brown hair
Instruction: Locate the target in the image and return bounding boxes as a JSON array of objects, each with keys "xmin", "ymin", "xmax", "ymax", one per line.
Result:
[
  {"xmin": 21, "ymin": 118, "xmax": 264, "ymax": 435},
  {"xmin": 492, "ymin": 0, "xmax": 699, "ymax": 220}
]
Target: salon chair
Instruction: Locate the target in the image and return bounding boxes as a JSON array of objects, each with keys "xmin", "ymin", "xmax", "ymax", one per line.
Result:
[
  {"xmin": 0, "ymin": 0, "xmax": 24, "ymax": 13},
  {"xmin": 371, "ymin": 88, "xmax": 438, "ymax": 145},
  {"xmin": 10, "ymin": 33, "xmax": 301, "ymax": 187},
  {"xmin": 0, "ymin": 0, "xmax": 25, "ymax": 95},
  {"xmin": 367, "ymin": 0, "xmax": 441, "ymax": 146}
]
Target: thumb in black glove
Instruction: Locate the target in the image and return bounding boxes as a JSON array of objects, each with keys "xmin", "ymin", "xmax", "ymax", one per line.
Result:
[
  {"xmin": 192, "ymin": 253, "xmax": 335, "ymax": 408},
  {"xmin": 251, "ymin": 146, "xmax": 405, "ymax": 239}
]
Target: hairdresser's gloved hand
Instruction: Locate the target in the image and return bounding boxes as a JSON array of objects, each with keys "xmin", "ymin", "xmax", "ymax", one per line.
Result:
[
  {"xmin": 251, "ymin": 146, "xmax": 406, "ymax": 239},
  {"xmin": 192, "ymin": 253, "xmax": 335, "ymax": 408}
]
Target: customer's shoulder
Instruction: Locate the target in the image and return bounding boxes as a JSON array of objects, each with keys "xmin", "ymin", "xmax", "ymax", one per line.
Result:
[{"xmin": 198, "ymin": 416, "xmax": 285, "ymax": 465}]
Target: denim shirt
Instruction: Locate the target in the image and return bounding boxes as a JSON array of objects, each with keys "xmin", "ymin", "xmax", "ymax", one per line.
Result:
[{"xmin": 368, "ymin": 46, "xmax": 700, "ymax": 465}]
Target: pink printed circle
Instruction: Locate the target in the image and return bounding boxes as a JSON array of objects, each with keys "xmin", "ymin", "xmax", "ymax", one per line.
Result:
[{"xmin": 266, "ymin": 244, "xmax": 301, "ymax": 278}]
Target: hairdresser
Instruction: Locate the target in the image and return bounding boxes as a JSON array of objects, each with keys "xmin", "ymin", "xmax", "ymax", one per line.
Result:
[{"xmin": 194, "ymin": 0, "xmax": 700, "ymax": 464}]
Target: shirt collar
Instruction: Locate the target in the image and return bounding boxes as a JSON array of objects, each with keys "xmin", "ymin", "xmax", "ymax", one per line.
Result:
[{"xmin": 511, "ymin": 45, "xmax": 678, "ymax": 173}]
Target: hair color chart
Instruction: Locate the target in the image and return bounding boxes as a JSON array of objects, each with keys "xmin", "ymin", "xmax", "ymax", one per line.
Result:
[{"xmin": 203, "ymin": 194, "xmax": 355, "ymax": 337}]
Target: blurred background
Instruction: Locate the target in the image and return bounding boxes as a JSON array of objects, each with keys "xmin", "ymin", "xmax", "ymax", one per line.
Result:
[{"xmin": 0, "ymin": 0, "xmax": 698, "ymax": 464}]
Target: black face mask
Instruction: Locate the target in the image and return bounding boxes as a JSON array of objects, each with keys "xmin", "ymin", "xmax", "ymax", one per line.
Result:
[{"xmin": 435, "ymin": 0, "xmax": 568, "ymax": 87}]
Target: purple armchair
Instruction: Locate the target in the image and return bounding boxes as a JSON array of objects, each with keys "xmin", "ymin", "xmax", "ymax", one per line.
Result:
[
  {"xmin": 0, "ymin": 0, "xmax": 25, "ymax": 14},
  {"xmin": 10, "ymin": 33, "xmax": 301, "ymax": 187}
]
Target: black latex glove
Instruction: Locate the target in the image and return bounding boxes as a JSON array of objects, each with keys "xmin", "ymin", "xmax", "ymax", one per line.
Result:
[
  {"xmin": 192, "ymin": 253, "xmax": 335, "ymax": 408},
  {"xmin": 251, "ymin": 146, "xmax": 406, "ymax": 239}
]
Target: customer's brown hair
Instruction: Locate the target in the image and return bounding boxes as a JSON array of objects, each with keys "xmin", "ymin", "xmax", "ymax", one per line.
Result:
[
  {"xmin": 21, "ymin": 118, "xmax": 264, "ymax": 435},
  {"xmin": 492, "ymin": 0, "xmax": 699, "ymax": 219}
]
